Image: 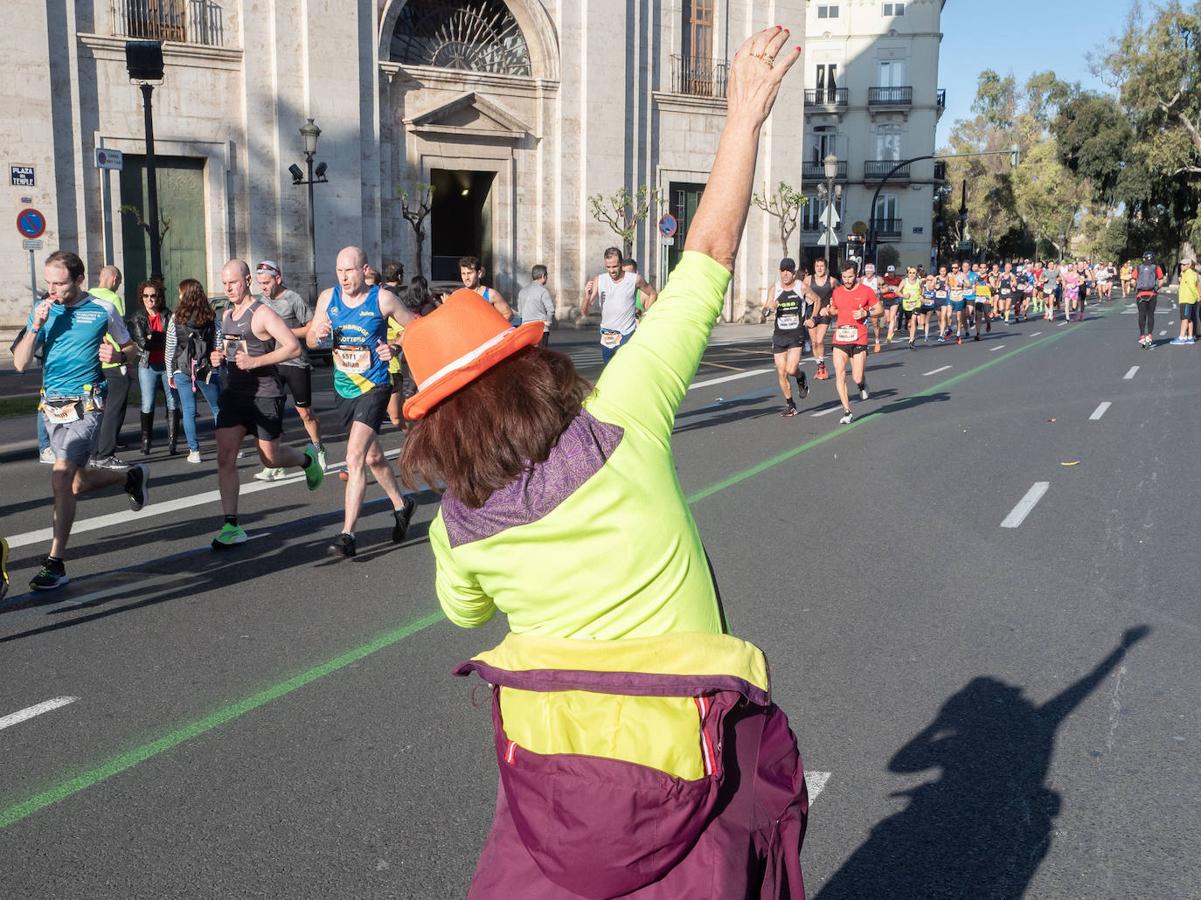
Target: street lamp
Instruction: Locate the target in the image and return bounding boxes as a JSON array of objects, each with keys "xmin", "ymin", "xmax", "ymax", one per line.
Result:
[
  {"xmin": 820, "ymin": 154, "xmax": 842, "ymax": 268},
  {"xmin": 125, "ymin": 40, "xmax": 165, "ymax": 280},
  {"xmin": 291, "ymin": 118, "xmax": 328, "ymax": 304}
]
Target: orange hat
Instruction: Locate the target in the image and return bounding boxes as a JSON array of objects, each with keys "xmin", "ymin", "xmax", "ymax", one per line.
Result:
[{"xmin": 402, "ymin": 289, "xmax": 546, "ymax": 420}]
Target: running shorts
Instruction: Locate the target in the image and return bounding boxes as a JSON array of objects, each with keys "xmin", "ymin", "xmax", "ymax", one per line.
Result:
[
  {"xmin": 772, "ymin": 335, "xmax": 805, "ymax": 353},
  {"xmin": 280, "ymin": 366, "xmax": 312, "ymax": 408},
  {"xmin": 217, "ymin": 393, "xmax": 285, "ymax": 441},
  {"xmin": 43, "ymin": 407, "xmax": 102, "ymax": 466},
  {"xmin": 832, "ymin": 342, "xmax": 868, "ymax": 356},
  {"xmin": 951, "ymin": 300, "xmax": 966, "ymax": 312},
  {"xmin": 331, "ymin": 384, "xmax": 390, "ymax": 433},
  {"xmin": 975, "ymin": 300, "xmax": 992, "ymax": 312},
  {"xmin": 920, "ymin": 305, "xmax": 936, "ymax": 314}
]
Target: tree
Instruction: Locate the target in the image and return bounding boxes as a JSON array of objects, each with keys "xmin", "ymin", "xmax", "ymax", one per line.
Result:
[
  {"xmin": 752, "ymin": 181, "xmax": 806, "ymax": 258},
  {"xmin": 1012, "ymin": 139, "xmax": 1088, "ymax": 259},
  {"xmin": 399, "ymin": 183, "xmax": 434, "ymax": 278},
  {"xmin": 1053, "ymin": 93, "xmax": 1134, "ymax": 204},
  {"xmin": 588, "ymin": 185, "xmax": 662, "ymax": 258}
]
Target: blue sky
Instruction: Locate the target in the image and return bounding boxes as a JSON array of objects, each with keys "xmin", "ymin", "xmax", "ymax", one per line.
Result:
[{"xmin": 936, "ymin": 0, "xmax": 1121, "ymax": 145}]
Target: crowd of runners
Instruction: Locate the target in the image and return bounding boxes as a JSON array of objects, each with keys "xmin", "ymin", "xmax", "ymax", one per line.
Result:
[{"xmin": 761, "ymin": 253, "xmax": 1173, "ymax": 422}]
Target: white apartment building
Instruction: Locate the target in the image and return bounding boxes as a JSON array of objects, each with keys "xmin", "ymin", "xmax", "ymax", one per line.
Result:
[
  {"xmin": 0, "ymin": 0, "xmax": 808, "ymax": 328},
  {"xmin": 799, "ymin": 0, "xmax": 945, "ymax": 271}
]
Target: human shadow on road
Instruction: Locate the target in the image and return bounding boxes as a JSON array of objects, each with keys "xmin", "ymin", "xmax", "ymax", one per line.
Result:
[
  {"xmin": 861, "ymin": 391, "xmax": 951, "ymax": 419},
  {"xmin": 815, "ymin": 626, "xmax": 1150, "ymax": 900}
]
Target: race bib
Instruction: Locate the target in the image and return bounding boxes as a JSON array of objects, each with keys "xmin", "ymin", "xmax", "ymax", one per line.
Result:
[
  {"xmin": 43, "ymin": 398, "xmax": 82, "ymax": 425},
  {"xmin": 1000, "ymin": 288, "xmax": 1012, "ymax": 297},
  {"xmin": 936, "ymin": 291, "xmax": 947, "ymax": 299},
  {"xmin": 599, "ymin": 330, "xmax": 625, "ymax": 349},
  {"xmin": 333, "ymin": 346, "xmax": 370, "ymax": 374},
  {"xmin": 776, "ymin": 314, "xmax": 800, "ymax": 331},
  {"xmin": 835, "ymin": 324, "xmax": 860, "ymax": 343}
]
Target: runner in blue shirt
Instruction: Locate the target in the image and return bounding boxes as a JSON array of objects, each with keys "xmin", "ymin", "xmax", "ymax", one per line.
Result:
[{"xmin": 11, "ymin": 250, "xmax": 150, "ymax": 591}]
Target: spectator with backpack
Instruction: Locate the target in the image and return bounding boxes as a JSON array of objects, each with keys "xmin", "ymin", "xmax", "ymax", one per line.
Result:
[
  {"xmin": 166, "ymin": 279, "xmax": 221, "ymax": 463},
  {"xmin": 1134, "ymin": 251, "xmax": 1165, "ymax": 349}
]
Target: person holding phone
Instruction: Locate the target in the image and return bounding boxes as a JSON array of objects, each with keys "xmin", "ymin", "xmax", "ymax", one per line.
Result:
[{"xmin": 11, "ymin": 250, "xmax": 149, "ymax": 591}]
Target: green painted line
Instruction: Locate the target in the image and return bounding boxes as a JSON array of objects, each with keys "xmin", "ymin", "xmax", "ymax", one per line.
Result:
[
  {"xmin": 0, "ymin": 611, "xmax": 444, "ymax": 829},
  {"xmin": 0, "ymin": 312, "xmax": 1103, "ymax": 830}
]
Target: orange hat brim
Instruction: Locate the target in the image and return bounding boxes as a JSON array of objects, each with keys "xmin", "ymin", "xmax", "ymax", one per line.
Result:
[{"xmin": 403, "ymin": 320, "xmax": 547, "ymax": 420}]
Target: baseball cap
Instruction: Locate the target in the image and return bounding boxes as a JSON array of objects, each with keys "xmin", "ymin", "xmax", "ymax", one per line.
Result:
[
  {"xmin": 256, "ymin": 260, "xmax": 281, "ymax": 276},
  {"xmin": 779, "ymin": 257, "xmax": 797, "ymax": 272},
  {"xmin": 886, "ymin": 265, "xmax": 896, "ymax": 273}
]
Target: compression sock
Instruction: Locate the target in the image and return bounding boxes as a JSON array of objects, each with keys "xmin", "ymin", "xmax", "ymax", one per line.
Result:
[{"xmin": 224, "ymin": 515, "xmax": 238, "ymax": 528}]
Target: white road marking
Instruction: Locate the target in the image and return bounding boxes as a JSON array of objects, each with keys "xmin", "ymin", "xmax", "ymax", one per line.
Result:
[
  {"xmin": 1001, "ymin": 482, "xmax": 1050, "ymax": 529},
  {"xmin": 1159, "ymin": 329, "xmax": 1168, "ymax": 336},
  {"xmin": 0, "ymin": 697, "xmax": 79, "ymax": 731},
  {"xmin": 1057, "ymin": 321, "xmax": 1068, "ymax": 327},
  {"xmin": 1123, "ymin": 366, "xmax": 1139, "ymax": 380},
  {"xmin": 805, "ymin": 771, "xmax": 832, "ymax": 803},
  {"xmin": 1090, "ymin": 401, "xmax": 1112, "ymax": 421},
  {"xmin": 989, "ymin": 345, "xmax": 1006, "ymax": 352},
  {"xmin": 1120, "ymin": 309, "xmax": 1137, "ymax": 315},
  {"xmin": 922, "ymin": 365, "xmax": 951, "ymax": 376},
  {"xmin": 812, "ymin": 405, "xmax": 846, "ymax": 418},
  {"xmin": 690, "ymin": 369, "xmax": 772, "ymax": 390},
  {"xmin": 1029, "ymin": 331, "xmax": 1043, "ymax": 337},
  {"xmin": 5, "ymin": 449, "xmax": 404, "ymax": 550}
]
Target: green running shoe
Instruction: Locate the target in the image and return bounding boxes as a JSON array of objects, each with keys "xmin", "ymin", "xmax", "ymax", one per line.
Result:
[
  {"xmin": 302, "ymin": 444, "xmax": 325, "ymax": 492},
  {"xmin": 211, "ymin": 523, "xmax": 248, "ymax": 550}
]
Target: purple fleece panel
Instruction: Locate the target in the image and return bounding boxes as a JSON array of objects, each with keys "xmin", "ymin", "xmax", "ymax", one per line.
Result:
[
  {"xmin": 453, "ymin": 659, "xmax": 772, "ymax": 708},
  {"xmin": 440, "ymin": 409, "xmax": 624, "ymax": 548}
]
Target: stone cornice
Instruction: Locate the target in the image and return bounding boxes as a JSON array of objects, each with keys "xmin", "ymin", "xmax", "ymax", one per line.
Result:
[
  {"xmin": 78, "ymin": 33, "xmax": 243, "ymax": 71},
  {"xmin": 379, "ymin": 61, "xmax": 559, "ymax": 95},
  {"xmin": 652, "ymin": 91, "xmax": 727, "ymax": 116}
]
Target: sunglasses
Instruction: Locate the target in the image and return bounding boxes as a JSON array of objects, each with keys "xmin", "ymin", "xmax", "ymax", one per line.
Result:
[{"xmin": 142, "ymin": 292, "xmax": 159, "ymax": 298}]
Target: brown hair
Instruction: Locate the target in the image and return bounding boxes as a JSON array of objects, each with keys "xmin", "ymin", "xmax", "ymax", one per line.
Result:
[
  {"xmin": 137, "ymin": 279, "xmax": 167, "ymax": 312},
  {"xmin": 459, "ymin": 255, "xmax": 482, "ymax": 271},
  {"xmin": 175, "ymin": 279, "xmax": 215, "ymax": 326},
  {"xmin": 46, "ymin": 250, "xmax": 85, "ymax": 281},
  {"xmin": 400, "ymin": 347, "xmax": 592, "ymax": 508}
]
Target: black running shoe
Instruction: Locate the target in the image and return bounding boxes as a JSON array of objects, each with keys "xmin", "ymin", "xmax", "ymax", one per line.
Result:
[
  {"xmin": 125, "ymin": 463, "xmax": 149, "ymax": 511},
  {"xmin": 795, "ymin": 371, "xmax": 809, "ymax": 399},
  {"xmin": 781, "ymin": 405, "xmax": 799, "ymax": 418},
  {"xmin": 328, "ymin": 532, "xmax": 357, "ymax": 559},
  {"xmin": 392, "ymin": 496, "xmax": 417, "ymax": 544},
  {"xmin": 30, "ymin": 557, "xmax": 68, "ymax": 592}
]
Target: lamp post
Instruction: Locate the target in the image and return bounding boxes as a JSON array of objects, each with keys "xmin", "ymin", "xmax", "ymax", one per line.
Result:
[
  {"xmin": 821, "ymin": 153, "xmax": 842, "ymax": 268},
  {"xmin": 125, "ymin": 41, "xmax": 165, "ymax": 280},
  {"xmin": 291, "ymin": 118, "xmax": 328, "ymax": 305}
]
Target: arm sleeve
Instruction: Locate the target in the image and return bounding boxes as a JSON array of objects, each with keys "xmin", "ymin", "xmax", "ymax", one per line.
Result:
[
  {"xmin": 107, "ymin": 304, "xmax": 131, "ymax": 344},
  {"xmin": 584, "ymin": 251, "xmax": 731, "ymax": 445},
  {"xmin": 540, "ymin": 287, "xmax": 556, "ymax": 323},
  {"xmin": 293, "ymin": 295, "xmax": 312, "ymax": 325},
  {"xmin": 165, "ymin": 320, "xmax": 177, "ymax": 372},
  {"xmin": 429, "ymin": 515, "xmax": 495, "ymax": 628}
]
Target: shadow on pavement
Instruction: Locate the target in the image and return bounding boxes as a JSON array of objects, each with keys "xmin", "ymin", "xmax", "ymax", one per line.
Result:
[{"xmin": 815, "ymin": 626, "xmax": 1150, "ymax": 900}]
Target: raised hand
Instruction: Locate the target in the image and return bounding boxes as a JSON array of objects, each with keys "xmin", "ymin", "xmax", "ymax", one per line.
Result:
[{"xmin": 726, "ymin": 26, "xmax": 802, "ymax": 127}]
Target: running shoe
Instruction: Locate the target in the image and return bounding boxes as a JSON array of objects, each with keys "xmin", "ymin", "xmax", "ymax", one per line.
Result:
[
  {"xmin": 89, "ymin": 454, "xmax": 127, "ymax": 470},
  {"xmin": 908, "ymin": 340, "xmax": 916, "ymax": 351},
  {"xmin": 1170, "ymin": 337, "xmax": 1188, "ymax": 346},
  {"xmin": 338, "ymin": 470, "xmax": 349, "ymax": 482},
  {"xmin": 29, "ymin": 557, "xmax": 67, "ymax": 592},
  {"xmin": 974, "ymin": 334, "xmax": 981, "ymax": 342},
  {"xmin": 392, "ymin": 496, "xmax": 417, "ymax": 543},
  {"xmin": 125, "ymin": 464, "xmax": 149, "ymax": 512},
  {"xmin": 302, "ymin": 444, "xmax": 325, "ymax": 491},
  {"xmin": 986, "ymin": 318, "xmax": 992, "ymax": 333},
  {"xmin": 0, "ymin": 536, "xmax": 9, "ymax": 602},
  {"xmin": 815, "ymin": 361, "xmax": 828, "ymax": 381},
  {"xmin": 780, "ymin": 405, "xmax": 799, "ymax": 418},
  {"xmin": 859, "ymin": 386, "xmax": 870, "ymax": 401},
  {"xmin": 956, "ymin": 336, "xmax": 963, "ymax": 345},
  {"xmin": 873, "ymin": 342, "xmax": 881, "ymax": 354},
  {"xmin": 937, "ymin": 336, "xmax": 946, "ymax": 344},
  {"xmin": 186, "ymin": 450, "xmax": 202, "ymax": 464},
  {"xmin": 328, "ymin": 532, "xmax": 357, "ymax": 559},
  {"xmin": 316, "ymin": 444, "xmax": 327, "ymax": 472},
  {"xmin": 838, "ymin": 410, "xmax": 854, "ymax": 425},
  {"xmin": 795, "ymin": 371, "xmax": 809, "ymax": 399},
  {"xmin": 39, "ymin": 447, "xmax": 55, "ymax": 464},
  {"xmin": 211, "ymin": 523, "xmax": 248, "ymax": 550},
  {"xmin": 253, "ymin": 467, "xmax": 285, "ymax": 482}
]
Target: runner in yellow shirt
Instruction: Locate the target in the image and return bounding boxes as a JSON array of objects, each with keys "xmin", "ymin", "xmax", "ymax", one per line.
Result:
[
  {"xmin": 1173, "ymin": 258, "xmax": 1198, "ymax": 345},
  {"xmin": 899, "ymin": 265, "xmax": 925, "ymax": 350}
]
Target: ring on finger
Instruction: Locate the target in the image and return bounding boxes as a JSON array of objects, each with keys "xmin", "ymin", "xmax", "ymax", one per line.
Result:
[{"xmin": 753, "ymin": 52, "xmax": 774, "ymax": 66}]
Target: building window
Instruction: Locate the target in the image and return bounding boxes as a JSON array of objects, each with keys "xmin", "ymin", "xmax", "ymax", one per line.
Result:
[
  {"xmin": 390, "ymin": 0, "xmax": 532, "ymax": 76},
  {"xmin": 811, "ymin": 125, "xmax": 839, "ymax": 163},
  {"xmin": 815, "ymin": 64, "xmax": 838, "ymax": 102},
  {"xmin": 875, "ymin": 124, "xmax": 902, "ymax": 161},
  {"xmin": 874, "ymin": 193, "xmax": 899, "ymax": 221},
  {"xmin": 883, "ymin": 2, "xmax": 905, "ymax": 16},
  {"xmin": 111, "ymin": 0, "xmax": 226, "ymax": 46},
  {"xmin": 817, "ymin": 5, "xmax": 840, "ymax": 19},
  {"xmin": 683, "ymin": 0, "xmax": 715, "ymax": 62},
  {"xmin": 878, "ymin": 59, "xmax": 907, "ymax": 87}
]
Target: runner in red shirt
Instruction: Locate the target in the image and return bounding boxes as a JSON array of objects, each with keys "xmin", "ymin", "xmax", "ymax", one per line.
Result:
[{"xmin": 827, "ymin": 262, "xmax": 883, "ymax": 424}]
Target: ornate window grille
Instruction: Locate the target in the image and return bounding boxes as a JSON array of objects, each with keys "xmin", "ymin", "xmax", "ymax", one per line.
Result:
[{"xmin": 390, "ymin": 0, "xmax": 532, "ymax": 77}]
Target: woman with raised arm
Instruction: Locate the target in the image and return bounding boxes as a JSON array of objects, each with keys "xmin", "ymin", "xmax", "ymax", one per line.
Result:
[{"xmin": 400, "ymin": 28, "xmax": 807, "ymax": 899}]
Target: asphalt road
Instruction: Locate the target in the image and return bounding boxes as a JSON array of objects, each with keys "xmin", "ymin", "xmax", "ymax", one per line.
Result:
[{"xmin": 1, "ymin": 301, "xmax": 1199, "ymax": 898}]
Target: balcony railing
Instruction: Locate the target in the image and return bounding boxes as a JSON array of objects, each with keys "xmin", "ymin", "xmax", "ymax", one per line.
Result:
[
  {"xmin": 864, "ymin": 160, "xmax": 911, "ymax": 181},
  {"xmin": 670, "ymin": 55, "xmax": 729, "ymax": 100},
  {"xmin": 110, "ymin": 0, "xmax": 225, "ymax": 47},
  {"xmin": 803, "ymin": 160, "xmax": 848, "ymax": 181},
  {"xmin": 872, "ymin": 218, "xmax": 903, "ymax": 239},
  {"xmin": 804, "ymin": 88, "xmax": 849, "ymax": 109},
  {"xmin": 868, "ymin": 85, "xmax": 913, "ymax": 107},
  {"xmin": 934, "ymin": 160, "xmax": 948, "ymax": 182}
]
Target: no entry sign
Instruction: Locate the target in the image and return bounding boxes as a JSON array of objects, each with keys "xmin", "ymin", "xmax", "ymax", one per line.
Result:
[{"xmin": 16, "ymin": 208, "xmax": 46, "ymax": 240}]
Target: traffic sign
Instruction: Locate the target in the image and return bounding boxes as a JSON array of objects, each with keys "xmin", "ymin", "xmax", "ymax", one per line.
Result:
[
  {"xmin": 819, "ymin": 205, "xmax": 841, "ymax": 229},
  {"xmin": 94, "ymin": 148, "xmax": 124, "ymax": 171},
  {"xmin": 16, "ymin": 207, "xmax": 46, "ymax": 239},
  {"xmin": 22, "ymin": 239, "xmax": 43, "ymax": 250},
  {"xmin": 816, "ymin": 233, "xmax": 839, "ymax": 247},
  {"xmin": 661, "ymin": 237, "xmax": 675, "ymax": 247},
  {"xmin": 658, "ymin": 214, "xmax": 678, "ymax": 239}
]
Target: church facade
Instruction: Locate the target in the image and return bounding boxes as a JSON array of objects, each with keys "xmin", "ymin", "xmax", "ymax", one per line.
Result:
[{"xmin": 0, "ymin": 0, "xmax": 807, "ymax": 326}]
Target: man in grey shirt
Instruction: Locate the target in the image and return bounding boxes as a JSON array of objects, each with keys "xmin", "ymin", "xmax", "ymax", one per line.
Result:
[
  {"xmin": 516, "ymin": 264, "xmax": 556, "ymax": 347},
  {"xmin": 253, "ymin": 260, "xmax": 325, "ymax": 478}
]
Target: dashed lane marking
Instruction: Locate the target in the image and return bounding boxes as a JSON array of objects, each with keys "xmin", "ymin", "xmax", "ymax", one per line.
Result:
[
  {"xmin": 811, "ymin": 405, "xmax": 846, "ymax": 418},
  {"xmin": 1029, "ymin": 331, "xmax": 1043, "ymax": 337},
  {"xmin": 1090, "ymin": 401, "xmax": 1112, "ymax": 421},
  {"xmin": 922, "ymin": 365, "xmax": 951, "ymax": 376},
  {"xmin": 1123, "ymin": 366, "xmax": 1139, "ymax": 380},
  {"xmin": 805, "ymin": 771, "xmax": 832, "ymax": 803},
  {"xmin": 691, "ymin": 369, "xmax": 773, "ymax": 390},
  {"xmin": 0, "ymin": 697, "xmax": 79, "ymax": 732},
  {"xmin": 1001, "ymin": 482, "xmax": 1050, "ymax": 529},
  {"xmin": 989, "ymin": 345, "xmax": 1006, "ymax": 352}
]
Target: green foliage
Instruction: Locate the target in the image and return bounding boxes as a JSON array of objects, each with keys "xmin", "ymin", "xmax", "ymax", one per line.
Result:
[
  {"xmin": 1053, "ymin": 92, "xmax": 1133, "ymax": 203},
  {"xmin": 752, "ymin": 181, "xmax": 807, "ymax": 257}
]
